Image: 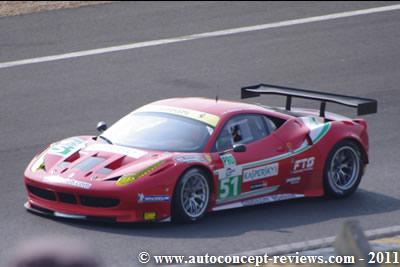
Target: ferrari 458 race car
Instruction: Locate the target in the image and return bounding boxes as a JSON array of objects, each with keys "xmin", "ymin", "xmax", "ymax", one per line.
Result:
[{"xmin": 24, "ymin": 84, "xmax": 377, "ymax": 223}]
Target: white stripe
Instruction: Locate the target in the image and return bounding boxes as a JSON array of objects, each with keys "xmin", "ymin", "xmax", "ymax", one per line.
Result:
[
  {"xmin": 84, "ymin": 143, "xmax": 147, "ymax": 159},
  {"xmin": 54, "ymin": 212, "xmax": 86, "ymax": 219},
  {"xmin": 1, "ymin": 4, "xmax": 400, "ymax": 69}
]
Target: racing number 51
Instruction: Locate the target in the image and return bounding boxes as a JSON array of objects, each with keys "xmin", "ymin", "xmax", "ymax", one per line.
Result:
[{"xmin": 219, "ymin": 176, "xmax": 242, "ymax": 199}]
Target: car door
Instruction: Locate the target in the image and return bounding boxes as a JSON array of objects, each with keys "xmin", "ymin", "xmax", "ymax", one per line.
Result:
[{"xmin": 212, "ymin": 113, "xmax": 292, "ymax": 207}]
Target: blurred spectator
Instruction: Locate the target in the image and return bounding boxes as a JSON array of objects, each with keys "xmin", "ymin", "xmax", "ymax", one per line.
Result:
[{"xmin": 8, "ymin": 235, "xmax": 102, "ymax": 267}]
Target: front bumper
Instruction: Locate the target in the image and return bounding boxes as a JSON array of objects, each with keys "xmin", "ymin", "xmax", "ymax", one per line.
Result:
[{"xmin": 24, "ymin": 178, "xmax": 172, "ymax": 223}]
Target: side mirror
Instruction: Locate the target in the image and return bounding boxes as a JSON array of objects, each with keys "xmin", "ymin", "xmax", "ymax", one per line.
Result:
[
  {"xmin": 233, "ymin": 144, "xmax": 246, "ymax": 153},
  {"xmin": 97, "ymin": 121, "xmax": 107, "ymax": 133}
]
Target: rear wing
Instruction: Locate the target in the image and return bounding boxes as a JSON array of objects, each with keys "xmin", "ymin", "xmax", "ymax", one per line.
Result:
[{"xmin": 241, "ymin": 83, "xmax": 377, "ymax": 117}]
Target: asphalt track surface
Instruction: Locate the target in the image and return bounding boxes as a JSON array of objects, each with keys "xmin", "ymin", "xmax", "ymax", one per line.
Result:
[{"xmin": 1, "ymin": 2, "xmax": 400, "ymax": 266}]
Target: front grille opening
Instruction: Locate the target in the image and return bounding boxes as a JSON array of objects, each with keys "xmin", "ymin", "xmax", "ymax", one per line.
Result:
[
  {"xmin": 27, "ymin": 185, "xmax": 56, "ymax": 201},
  {"xmin": 79, "ymin": 195, "xmax": 120, "ymax": 208},
  {"xmin": 58, "ymin": 192, "xmax": 77, "ymax": 204}
]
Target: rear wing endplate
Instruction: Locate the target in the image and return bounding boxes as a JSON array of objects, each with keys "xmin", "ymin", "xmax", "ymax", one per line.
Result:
[{"xmin": 241, "ymin": 83, "xmax": 377, "ymax": 117}]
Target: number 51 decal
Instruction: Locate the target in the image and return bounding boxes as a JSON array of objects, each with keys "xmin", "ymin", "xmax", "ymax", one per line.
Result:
[{"xmin": 218, "ymin": 176, "xmax": 242, "ymax": 199}]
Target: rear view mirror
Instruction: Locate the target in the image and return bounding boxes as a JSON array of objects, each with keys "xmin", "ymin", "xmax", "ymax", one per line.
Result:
[
  {"xmin": 97, "ymin": 121, "xmax": 107, "ymax": 133},
  {"xmin": 233, "ymin": 144, "xmax": 246, "ymax": 153}
]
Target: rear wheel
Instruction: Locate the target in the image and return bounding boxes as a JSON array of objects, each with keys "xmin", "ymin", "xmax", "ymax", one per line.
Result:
[
  {"xmin": 172, "ymin": 168, "xmax": 210, "ymax": 223},
  {"xmin": 324, "ymin": 140, "xmax": 364, "ymax": 197}
]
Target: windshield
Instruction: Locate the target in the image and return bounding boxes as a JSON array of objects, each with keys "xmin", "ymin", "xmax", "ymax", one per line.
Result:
[{"xmin": 101, "ymin": 112, "xmax": 213, "ymax": 152}]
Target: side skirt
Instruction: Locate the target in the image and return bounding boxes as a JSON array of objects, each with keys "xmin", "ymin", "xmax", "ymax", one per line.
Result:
[{"xmin": 212, "ymin": 193, "xmax": 304, "ymax": 212}]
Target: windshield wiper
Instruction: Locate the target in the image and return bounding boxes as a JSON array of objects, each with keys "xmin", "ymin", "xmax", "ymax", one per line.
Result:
[{"xmin": 98, "ymin": 135, "xmax": 113, "ymax": 144}]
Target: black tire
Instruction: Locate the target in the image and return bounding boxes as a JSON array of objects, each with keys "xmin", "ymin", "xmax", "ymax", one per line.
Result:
[
  {"xmin": 172, "ymin": 168, "xmax": 210, "ymax": 223},
  {"xmin": 323, "ymin": 140, "xmax": 365, "ymax": 198}
]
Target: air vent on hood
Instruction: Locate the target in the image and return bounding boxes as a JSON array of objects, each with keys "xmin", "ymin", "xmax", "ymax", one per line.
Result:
[
  {"xmin": 58, "ymin": 162, "xmax": 70, "ymax": 168},
  {"xmin": 96, "ymin": 168, "xmax": 113, "ymax": 175},
  {"xmin": 64, "ymin": 152, "xmax": 81, "ymax": 163},
  {"xmin": 74, "ymin": 157, "xmax": 105, "ymax": 172},
  {"xmin": 104, "ymin": 156, "xmax": 135, "ymax": 171}
]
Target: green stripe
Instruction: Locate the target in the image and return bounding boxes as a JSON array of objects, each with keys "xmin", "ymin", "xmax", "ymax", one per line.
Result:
[{"xmin": 312, "ymin": 123, "xmax": 330, "ymax": 143}]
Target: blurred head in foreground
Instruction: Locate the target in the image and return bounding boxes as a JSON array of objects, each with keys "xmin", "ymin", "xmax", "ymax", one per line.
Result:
[{"xmin": 8, "ymin": 235, "xmax": 102, "ymax": 267}]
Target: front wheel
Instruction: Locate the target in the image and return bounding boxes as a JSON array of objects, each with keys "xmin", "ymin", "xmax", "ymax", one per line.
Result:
[
  {"xmin": 323, "ymin": 140, "xmax": 364, "ymax": 198},
  {"xmin": 172, "ymin": 168, "xmax": 210, "ymax": 223}
]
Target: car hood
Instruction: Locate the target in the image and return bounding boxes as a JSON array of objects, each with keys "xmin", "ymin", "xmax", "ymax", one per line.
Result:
[{"xmin": 33, "ymin": 136, "xmax": 178, "ymax": 183}]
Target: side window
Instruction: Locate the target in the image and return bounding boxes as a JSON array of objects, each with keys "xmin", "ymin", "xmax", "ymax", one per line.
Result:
[
  {"xmin": 263, "ymin": 116, "xmax": 277, "ymax": 132},
  {"xmin": 214, "ymin": 114, "xmax": 271, "ymax": 152}
]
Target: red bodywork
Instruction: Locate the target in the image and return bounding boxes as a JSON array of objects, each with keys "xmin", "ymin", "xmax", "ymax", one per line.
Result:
[{"xmin": 24, "ymin": 98, "xmax": 369, "ymax": 222}]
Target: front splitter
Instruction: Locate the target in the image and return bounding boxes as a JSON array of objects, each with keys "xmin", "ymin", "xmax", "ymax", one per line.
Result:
[
  {"xmin": 24, "ymin": 202, "xmax": 171, "ymax": 223},
  {"xmin": 24, "ymin": 202, "xmax": 116, "ymax": 222}
]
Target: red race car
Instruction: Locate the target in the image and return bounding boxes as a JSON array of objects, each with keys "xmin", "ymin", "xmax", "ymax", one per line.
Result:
[{"xmin": 24, "ymin": 84, "xmax": 377, "ymax": 223}]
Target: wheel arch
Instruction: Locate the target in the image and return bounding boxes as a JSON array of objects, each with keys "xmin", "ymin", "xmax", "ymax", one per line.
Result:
[
  {"xmin": 322, "ymin": 137, "xmax": 366, "ymax": 197},
  {"xmin": 171, "ymin": 164, "xmax": 214, "ymax": 223},
  {"xmin": 336, "ymin": 137, "xmax": 369, "ymax": 165},
  {"xmin": 315, "ymin": 121, "xmax": 369, "ymax": 166},
  {"xmin": 179, "ymin": 164, "xmax": 214, "ymax": 193}
]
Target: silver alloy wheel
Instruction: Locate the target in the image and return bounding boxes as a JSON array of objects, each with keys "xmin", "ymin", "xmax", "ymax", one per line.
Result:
[
  {"xmin": 329, "ymin": 146, "xmax": 360, "ymax": 191},
  {"xmin": 180, "ymin": 173, "xmax": 209, "ymax": 219}
]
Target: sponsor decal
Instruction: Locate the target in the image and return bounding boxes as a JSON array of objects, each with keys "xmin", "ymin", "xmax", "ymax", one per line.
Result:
[
  {"xmin": 217, "ymin": 165, "xmax": 243, "ymax": 180},
  {"xmin": 85, "ymin": 144, "xmax": 147, "ymax": 159},
  {"xmin": 286, "ymin": 176, "xmax": 301, "ymax": 185},
  {"xmin": 218, "ymin": 175, "xmax": 242, "ymax": 200},
  {"xmin": 116, "ymin": 161, "xmax": 164, "ymax": 186},
  {"xmin": 217, "ymin": 156, "xmax": 241, "ymax": 180},
  {"xmin": 174, "ymin": 155, "xmax": 208, "ymax": 163},
  {"xmin": 47, "ymin": 137, "xmax": 85, "ymax": 157},
  {"xmin": 243, "ymin": 163, "xmax": 279, "ymax": 182},
  {"xmin": 225, "ymin": 167, "xmax": 236, "ymax": 177},
  {"xmin": 134, "ymin": 105, "xmax": 220, "ymax": 127},
  {"xmin": 220, "ymin": 153, "xmax": 236, "ymax": 167},
  {"xmin": 217, "ymin": 153, "xmax": 243, "ymax": 200},
  {"xmin": 137, "ymin": 193, "xmax": 170, "ymax": 203},
  {"xmin": 43, "ymin": 175, "xmax": 92, "ymax": 189},
  {"xmin": 292, "ymin": 157, "xmax": 315, "ymax": 173}
]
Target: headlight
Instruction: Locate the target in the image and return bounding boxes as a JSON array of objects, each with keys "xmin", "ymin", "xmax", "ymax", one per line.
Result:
[
  {"xmin": 116, "ymin": 161, "xmax": 164, "ymax": 186},
  {"xmin": 30, "ymin": 153, "xmax": 46, "ymax": 172}
]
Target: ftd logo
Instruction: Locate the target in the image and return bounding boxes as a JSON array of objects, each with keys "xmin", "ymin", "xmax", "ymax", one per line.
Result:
[{"xmin": 293, "ymin": 157, "xmax": 315, "ymax": 173}]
